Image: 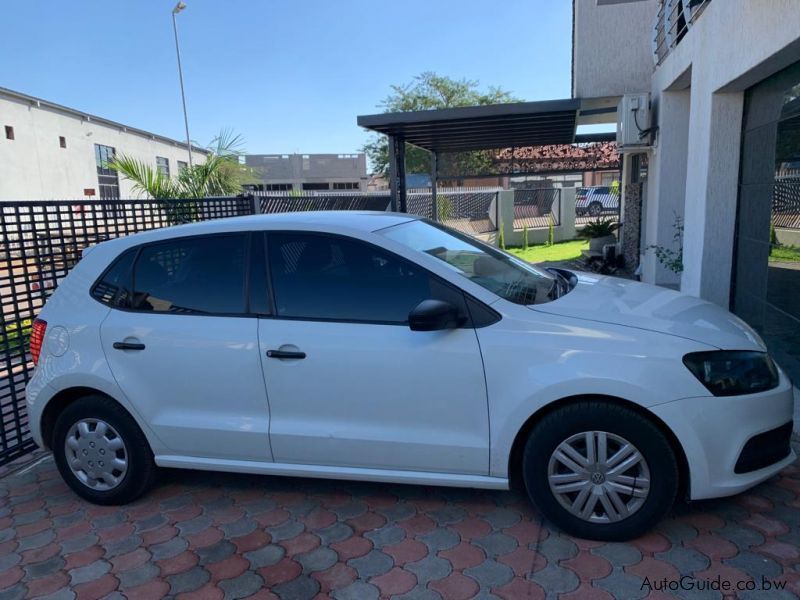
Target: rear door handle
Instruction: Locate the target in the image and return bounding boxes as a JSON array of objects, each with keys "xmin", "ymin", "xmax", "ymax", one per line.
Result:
[
  {"xmin": 113, "ymin": 342, "xmax": 146, "ymax": 351},
  {"xmin": 266, "ymin": 349, "xmax": 306, "ymax": 359}
]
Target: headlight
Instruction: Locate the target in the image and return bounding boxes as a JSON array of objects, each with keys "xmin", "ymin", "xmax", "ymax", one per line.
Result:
[{"xmin": 683, "ymin": 351, "xmax": 779, "ymax": 396}]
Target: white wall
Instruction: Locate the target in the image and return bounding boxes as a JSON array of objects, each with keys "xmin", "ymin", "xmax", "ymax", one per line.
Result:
[
  {"xmin": 0, "ymin": 93, "xmax": 203, "ymax": 200},
  {"xmin": 645, "ymin": 0, "xmax": 800, "ymax": 306},
  {"xmin": 572, "ymin": 0, "xmax": 657, "ymax": 98}
]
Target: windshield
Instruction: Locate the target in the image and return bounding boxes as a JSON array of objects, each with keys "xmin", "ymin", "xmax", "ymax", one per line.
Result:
[{"xmin": 380, "ymin": 219, "xmax": 564, "ymax": 305}]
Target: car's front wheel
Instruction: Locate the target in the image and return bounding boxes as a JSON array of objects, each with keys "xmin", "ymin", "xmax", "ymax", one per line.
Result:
[
  {"xmin": 523, "ymin": 400, "xmax": 678, "ymax": 540},
  {"xmin": 53, "ymin": 395, "xmax": 157, "ymax": 504}
]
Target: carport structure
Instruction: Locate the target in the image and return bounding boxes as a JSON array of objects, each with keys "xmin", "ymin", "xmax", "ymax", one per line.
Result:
[{"xmin": 357, "ymin": 96, "xmax": 619, "ymax": 214}]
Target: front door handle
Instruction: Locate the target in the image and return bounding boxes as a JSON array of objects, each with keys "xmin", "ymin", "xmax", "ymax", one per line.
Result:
[
  {"xmin": 113, "ymin": 341, "xmax": 146, "ymax": 351},
  {"xmin": 266, "ymin": 349, "xmax": 306, "ymax": 360}
]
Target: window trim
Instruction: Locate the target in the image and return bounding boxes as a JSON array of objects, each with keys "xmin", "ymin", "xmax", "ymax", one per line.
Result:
[{"xmin": 90, "ymin": 229, "xmax": 500, "ymax": 326}]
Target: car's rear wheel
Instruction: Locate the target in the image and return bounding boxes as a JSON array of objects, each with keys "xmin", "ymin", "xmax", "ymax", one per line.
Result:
[
  {"xmin": 588, "ymin": 201, "xmax": 603, "ymax": 216},
  {"xmin": 53, "ymin": 395, "xmax": 157, "ymax": 504},
  {"xmin": 522, "ymin": 400, "xmax": 678, "ymax": 541}
]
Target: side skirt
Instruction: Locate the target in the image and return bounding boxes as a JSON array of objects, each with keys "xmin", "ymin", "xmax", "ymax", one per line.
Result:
[{"xmin": 155, "ymin": 455, "xmax": 510, "ymax": 490}]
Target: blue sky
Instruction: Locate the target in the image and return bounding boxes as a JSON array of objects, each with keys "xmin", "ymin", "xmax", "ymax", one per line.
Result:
[{"xmin": 1, "ymin": 0, "xmax": 573, "ymax": 155}]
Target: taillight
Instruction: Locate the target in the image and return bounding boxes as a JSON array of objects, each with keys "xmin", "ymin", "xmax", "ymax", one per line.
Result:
[{"xmin": 30, "ymin": 319, "xmax": 47, "ymax": 365}]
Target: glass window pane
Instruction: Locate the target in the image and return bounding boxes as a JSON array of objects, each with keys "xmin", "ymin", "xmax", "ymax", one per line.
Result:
[
  {"xmin": 91, "ymin": 250, "xmax": 135, "ymax": 307},
  {"xmin": 381, "ymin": 219, "xmax": 558, "ymax": 305},
  {"xmin": 267, "ymin": 233, "xmax": 454, "ymax": 323},
  {"xmin": 132, "ymin": 235, "xmax": 247, "ymax": 314}
]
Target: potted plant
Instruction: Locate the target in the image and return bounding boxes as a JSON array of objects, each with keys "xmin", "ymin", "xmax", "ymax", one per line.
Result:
[{"xmin": 579, "ymin": 218, "xmax": 620, "ymax": 254}]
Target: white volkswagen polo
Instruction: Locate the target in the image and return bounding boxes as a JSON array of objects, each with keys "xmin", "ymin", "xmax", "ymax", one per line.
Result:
[{"xmin": 26, "ymin": 212, "xmax": 794, "ymax": 540}]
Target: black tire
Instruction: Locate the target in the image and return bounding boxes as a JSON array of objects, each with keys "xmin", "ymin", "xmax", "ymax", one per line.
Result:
[
  {"xmin": 588, "ymin": 201, "xmax": 603, "ymax": 217},
  {"xmin": 522, "ymin": 400, "xmax": 678, "ymax": 541},
  {"xmin": 53, "ymin": 395, "xmax": 157, "ymax": 505}
]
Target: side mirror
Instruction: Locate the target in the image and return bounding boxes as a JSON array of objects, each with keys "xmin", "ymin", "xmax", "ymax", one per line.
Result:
[{"xmin": 408, "ymin": 299, "xmax": 462, "ymax": 332}]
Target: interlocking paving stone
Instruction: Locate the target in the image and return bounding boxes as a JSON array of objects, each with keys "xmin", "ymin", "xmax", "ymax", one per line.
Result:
[
  {"xmin": 267, "ymin": 519, "xmax": 305, "ymax": 542},
  {"xmin": 591, "ymin": 542, "xmax": 643, "ymax": 566},
  {"xmin": 332, "ymin": 581, "xmax": 380, "ymax": 600},
  {"xmin": 595, "ymin": 569, "xmax": 650, "ymax": 600},
  {"xmin": 273, "ymin": 574, "xmax": 320, "ymax": 599},
  {"xmin": 530, "ymin": 561, "xmax": 581, "ymax": 594},
  {"xmin": 166, "ymin": 565, "xmax": 210, "ymax": 594},
  {"xmin": 148, "ymin": 536, "xmax": 188, "ymax": 560},
  {"xmin": 218, "ymin": 571, "xmax": 265, "ymax": 599},
  {"xmin": 244, "ymin": 544, "xmax": 285, "ymax": 569},
  {"xmin": 655, "ymin": 545, "xmax": 711, "ymax": 575},
  {"xmin": 196, "ymin": 539, "xmax": 236, "ymax": 565},
  {"xmin": 2, "ymin": 446, "xmax": 800, "ymax": 599},
  {"xmin": 68, "ymin": 559, "xmax": 111, "ymax": 585},
  {"xmin": 365, "ymin": 525, "xmax": 405, "ymax": 548},
  {"xmin": 297, "ymin": 546, "xmax": 338, "ymax": 573},
  {"xmin": 537, "ymin": 534, "xmax": 578, "ymax": 561},
  {"xmin": 117, "ymin": 562, "xmax": 159, "ymax": 589},
  {"xmin": 472, "ymin": 531, "xmax": 518, "ymax": 557},
  {"xmin": 0, "ymin": 585, "xmax": 26, "ymax": 600},
  {"xmin": 725, "ymin": 550, "xmax": 784, "ymax": 578},
  {"xmin": 348, "ymin": 549, "xmax": 394, "ymax": 579},
  {"xmin": 464, "ymin": 558, "xmax": 515, "ymax": 590}
]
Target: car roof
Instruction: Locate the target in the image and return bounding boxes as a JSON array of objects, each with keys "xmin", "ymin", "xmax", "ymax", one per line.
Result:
[{"xmin": 91, "ymin": 211, "xmax": 420, "ymax": 253}]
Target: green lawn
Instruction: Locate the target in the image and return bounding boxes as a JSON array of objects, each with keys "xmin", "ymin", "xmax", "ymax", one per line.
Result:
[
  {"xmin": 507, "ymin": 239, "xmax": 588, "ymax": 263},
  {"xmin": 770, "ymin": 245, "xmax": 800, "ymax": 263}
]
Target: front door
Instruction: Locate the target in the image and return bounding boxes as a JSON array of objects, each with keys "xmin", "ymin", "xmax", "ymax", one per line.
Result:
[
  {"xmin": 100, "ymin": 233, "xmax": 272, "ymax": 461},
  {"xmin": 258, "ymin": 231, "xmax": 490, "ymax": 475}
]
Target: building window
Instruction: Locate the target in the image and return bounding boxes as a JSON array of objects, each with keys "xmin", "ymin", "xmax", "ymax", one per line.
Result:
[
  {"xmin": 95, "ymin": 144, "xmax": 120, "ymax": 200},
  {"xmin": 156, "ymin": 156, "xmax": 170, "ymax": 177},
  {"xmin": 302, "ymin": 182, "xmax": 329, "ymax": 191},
  {"xmin": 266, "ymin": 183, "xmax": 293, "ymax": 191},
  {"xmin": 59, "ymin": 136, "xmax": 67, "ymax": 148},
  {"xmin": 333, "ymin": 182, "xmax": 360, "ymax": 190},
  {"xmin": 177, "ymin": 160, "xmax": 188, "ymax": 173},
  {"xmin": 4, "ymin": 126, "xmax": 14, "ymax": 140}
]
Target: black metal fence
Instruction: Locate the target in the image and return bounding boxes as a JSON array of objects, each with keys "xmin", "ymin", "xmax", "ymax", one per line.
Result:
[
  {"xmin": 0, "ymin": 189, "xmax": 503, "ymax": 466},
  {"xmin": 0, "ymin": 197, "xmax": 253, "ymax": 466},
  {"xmin": 512, "ymin": 189, "xmax": 561, "ymax": 230},
  {"xmin": 773, "ymin": 178, "xmax": 800, "ymax": 230}
]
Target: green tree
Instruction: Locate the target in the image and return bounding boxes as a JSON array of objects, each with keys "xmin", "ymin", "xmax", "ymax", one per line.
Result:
[
  {"xmin": 363, "ymin": 72, "xmax": 519, "ymax": 178},
  {"xmin": 110, "ymin": 129, "xmax": 251, "ymax": 200}
]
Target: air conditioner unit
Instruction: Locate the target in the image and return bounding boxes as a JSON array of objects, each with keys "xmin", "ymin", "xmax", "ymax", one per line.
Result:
[{"xmin": 616, "ymin": 94, "xmax": 651, "ymax": 148}]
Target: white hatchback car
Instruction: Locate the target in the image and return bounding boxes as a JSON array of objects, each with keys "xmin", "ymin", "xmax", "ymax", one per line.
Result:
[{"xmin": 26, "ymin": 212, "xmax": 794, "ymax": 540}]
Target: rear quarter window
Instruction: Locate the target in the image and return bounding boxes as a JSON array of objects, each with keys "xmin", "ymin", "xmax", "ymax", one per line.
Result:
[{"xmin": 91, "ymin": 250, "xmax": 136, "ymax": 307}]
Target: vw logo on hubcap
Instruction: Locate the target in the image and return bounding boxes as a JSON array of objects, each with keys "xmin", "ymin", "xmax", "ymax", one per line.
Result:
[{"xmin": 591, "ymin": 471, "xmax": 606, "ymax": 484}]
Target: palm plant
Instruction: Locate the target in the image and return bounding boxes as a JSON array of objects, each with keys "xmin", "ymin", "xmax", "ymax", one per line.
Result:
[{"xmin": 110, "ymin": 129, "xmax": 251, "ymax": 223}]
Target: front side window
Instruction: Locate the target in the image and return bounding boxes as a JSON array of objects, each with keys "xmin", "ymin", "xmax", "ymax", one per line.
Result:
[
  {"xmin": 131, "ymin": 235, "xmax": 247, "ymax": 314},
  {"xmin": 381, "ymin": 219, "xmax": 560, "ymax": 305},
  {"xmin": 267, "ymin": 233, "xmax": 464, "ymax": 323}
]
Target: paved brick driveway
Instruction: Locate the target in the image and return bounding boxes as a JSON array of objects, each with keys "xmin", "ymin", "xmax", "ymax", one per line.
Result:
[{"xmin": 1, "ymin": 451, "xmax": 799, "ymax": 600}]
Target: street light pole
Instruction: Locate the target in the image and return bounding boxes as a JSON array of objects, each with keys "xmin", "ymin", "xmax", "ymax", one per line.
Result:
[{"xmin": 171, "ymin": 1, "xmax": 192, "ymax": 167}]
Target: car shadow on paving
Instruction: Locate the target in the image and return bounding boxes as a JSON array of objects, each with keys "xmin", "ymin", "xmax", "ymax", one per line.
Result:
[{"xmin": 1, "ymin": 452, "xmax": 799, "ymax": 600}]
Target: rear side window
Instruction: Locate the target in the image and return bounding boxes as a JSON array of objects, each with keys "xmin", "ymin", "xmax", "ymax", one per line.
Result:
[
  {"xmin": 92, "ymin": 250, "xmax": 135, "ymax": 307},
  {"xmin": 267, "ymin": 232, "xmax": 467, "ymax": 323},
  {"xmin": 131, "ymin": 234, "xmax": 247, "ymax": 314}
]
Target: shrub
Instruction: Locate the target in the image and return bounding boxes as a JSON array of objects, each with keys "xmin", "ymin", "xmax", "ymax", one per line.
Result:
[{"xmin": 578, "ymin": 218, "xmax": 620, "ymax": 239}]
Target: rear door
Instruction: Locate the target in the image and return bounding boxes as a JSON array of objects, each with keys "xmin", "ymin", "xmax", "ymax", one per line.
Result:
[
  {"xmin": 99, "ymin": 233, "xmax": 272, "ymax": 461},
  {"xmin": 256, "ymin": 231, "xmax": 490, "ymax": 475}
]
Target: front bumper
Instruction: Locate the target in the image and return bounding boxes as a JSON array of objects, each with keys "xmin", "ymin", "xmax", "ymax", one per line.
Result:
[{"xmin": 650, "ymin": 373, "xmax": 796, "ymax": 500}]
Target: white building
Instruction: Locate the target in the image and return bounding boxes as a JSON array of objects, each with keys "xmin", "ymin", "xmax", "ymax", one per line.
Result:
[
  {"xmin": 573, "ymin": 0, "xmax": 800, "ymax": 378},
  {"xmin": 0, "ymin": 87, "xmax": 206, "ymax": 201}
]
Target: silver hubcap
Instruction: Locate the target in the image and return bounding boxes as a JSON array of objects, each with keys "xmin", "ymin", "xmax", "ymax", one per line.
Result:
[
  {"xmin": 64, "ymin": 419, "xmax": 128, "ymax": 491},
  {"xmin": 547, "ymin": 431, "xmax": 650, "ymax": 523}
]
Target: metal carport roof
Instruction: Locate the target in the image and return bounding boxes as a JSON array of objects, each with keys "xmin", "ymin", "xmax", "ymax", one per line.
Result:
[{"xmin": 356, "ymin": 96, "xmax": 618, "ymax": 210}]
